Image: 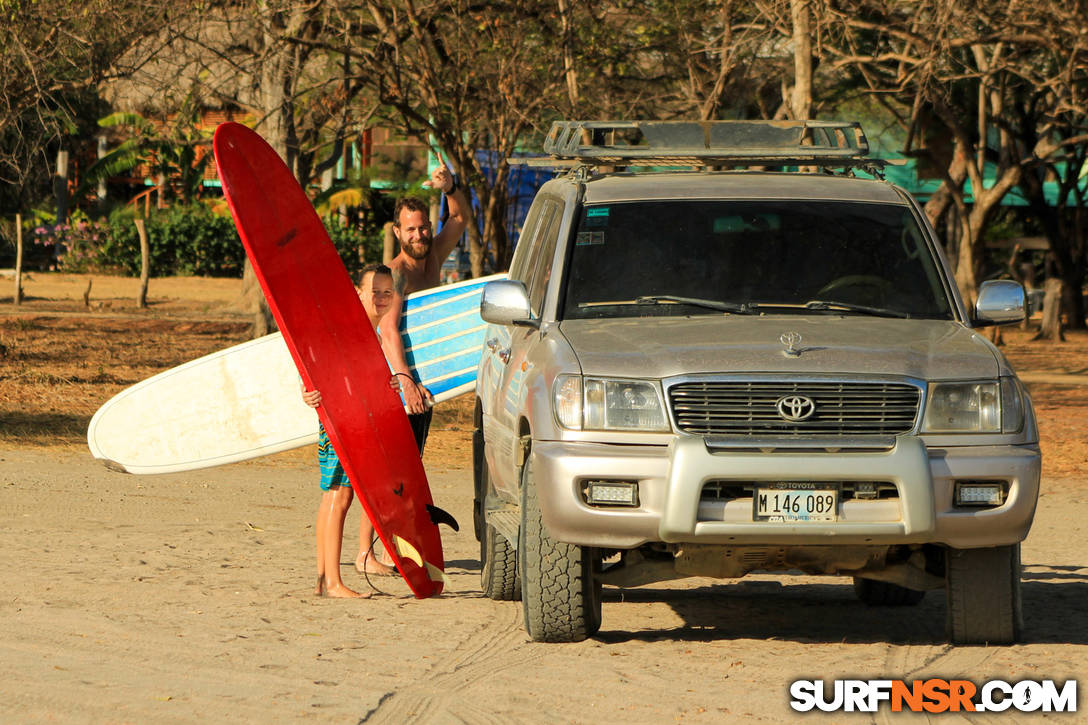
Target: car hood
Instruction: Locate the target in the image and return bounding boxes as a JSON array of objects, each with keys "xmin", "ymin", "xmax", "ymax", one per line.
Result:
[{"xmin": 558, "ymin": 315, "xmax": 1009, "ymax": 381}]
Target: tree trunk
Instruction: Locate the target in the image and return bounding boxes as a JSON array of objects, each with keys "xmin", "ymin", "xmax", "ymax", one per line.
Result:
[
  {"xmin": 466, "ymin": 203, "xmax": 485, "ymax": 278},
  {"xmin": 952, "ymin": 217, "xmax": 980, "ymax": 308},
  {"xmin": 1035, "ymin": 277, "xmax": 1065, "ymax": 342},
  {"xmin": 1061, "ymin": 269, "xmax": 1086, "ymax": 330},
  {"xmin": 484, "ymin": 163, "xmax": 512, "ymax": 270},
  {"xmin": 923, "ymin": 150, "xmax": 968, "ymax": 231},
  {"xmin": 953, "ymin": 164, "xmax": 1021, "ymax": 306},
  {"xmin": 1016, "ymin": 154, "xmax": 1086, "ymax": 332},
  {"xmin": 248, "ymin": 21, "xmax": 299, "ymax": 338},
  {"xmin": 789, "ymin": 0, "xmax": 813, "ymax": 120},
  {"xmin": 135, "ymin": 218, "xmax": 150, "ymax": 309},
  {"xmin": 942, "ymin": 204, "xmax": 960, "ymax": 274},
  {"xmin": 242, "ymin": 259, "xmax": 276, "ymax": 337},
  {"xmin": 557, "ymin": 0, "xmax": 578, "ymax": 108}
]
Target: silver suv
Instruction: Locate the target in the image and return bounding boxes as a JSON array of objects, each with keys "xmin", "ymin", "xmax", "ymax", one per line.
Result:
[{"xmin": 472, "ymin": 120, "xmax": 1039, "ymax": 644}]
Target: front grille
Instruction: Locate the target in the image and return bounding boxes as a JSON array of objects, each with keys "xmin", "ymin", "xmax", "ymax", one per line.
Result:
[{"xmin": 669, "ymin": 380, "xmax": 920, "ymax": 436}]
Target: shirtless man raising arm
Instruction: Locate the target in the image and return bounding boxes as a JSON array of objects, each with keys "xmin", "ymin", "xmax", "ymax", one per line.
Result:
[{"xmin": 380, "ymin": 162, "xmax": 469, "ymax": 420}]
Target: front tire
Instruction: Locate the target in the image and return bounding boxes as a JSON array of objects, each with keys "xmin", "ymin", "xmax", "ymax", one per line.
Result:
[
  {"xmin": 946, "ymin": 544, "xmax": 1022, "ymax": 645},
  {"xmin": 519, "ymin": 454, "xmax": 601, "ymax": 642}
]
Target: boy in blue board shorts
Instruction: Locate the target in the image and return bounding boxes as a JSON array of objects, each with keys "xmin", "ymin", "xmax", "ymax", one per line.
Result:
[{"xmin": 302, "ymin": 264, "xmax": 405, "ymax": 597}]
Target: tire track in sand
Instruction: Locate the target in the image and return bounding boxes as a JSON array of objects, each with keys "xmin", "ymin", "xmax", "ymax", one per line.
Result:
[{"xmin": 360, "ymin": 603, "xmax": 537, "ymax": 723}]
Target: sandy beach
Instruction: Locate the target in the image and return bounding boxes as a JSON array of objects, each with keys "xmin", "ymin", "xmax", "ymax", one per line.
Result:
[
  {"xmin": 1, "ymin": 274, "xmax": 1086, "ymax": 722},
  {"xmin": 1, "ymin": 444, "xmax": 1086, "ymax": 723}
]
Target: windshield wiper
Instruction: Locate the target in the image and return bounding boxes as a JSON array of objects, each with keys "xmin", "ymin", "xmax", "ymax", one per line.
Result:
[
  {"xmin": 633, "ymin": 295, "xmax": 752, "ymax": 314},
  {"xmin": 802, "ymin": 299, "xmax": 912, "ymax": 319}
]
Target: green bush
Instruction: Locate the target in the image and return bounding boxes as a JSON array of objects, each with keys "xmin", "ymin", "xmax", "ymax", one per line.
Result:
[
  {"xmin": 98, "ymin": 205, "xmax": 245, "ymax": 277},
  {"xmin": 21, "ymin": 201, "xmax": 385, "ymax": 278},
  {"xmin": 325, "ymin": 216, "xmax": 385, "ymax": 281}
]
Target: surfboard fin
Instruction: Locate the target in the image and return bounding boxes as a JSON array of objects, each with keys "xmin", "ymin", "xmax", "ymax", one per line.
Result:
[
  {"xmin": 425, "ymin": 561, "xmax": 450, "ymax": 589},
  {"xmin": 392, "ymin": 535, "xmax": 423, "ymax": 568},
  {"xmin": 426, "ymin": 504, "xmax": 460, "ymax": 532}
]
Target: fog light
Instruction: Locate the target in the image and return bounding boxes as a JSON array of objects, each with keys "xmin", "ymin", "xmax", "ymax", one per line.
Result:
[
  {"xmin": 955, "ymin": 481, "xmax": 1006, "ymax": 507},
  {"xmin": 585, "ymin": 480, "xmax": 639, "ymax": 507}
]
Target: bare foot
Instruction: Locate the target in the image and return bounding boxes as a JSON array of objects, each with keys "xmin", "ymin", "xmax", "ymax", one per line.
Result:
[
  {"xmin": 314, "ymin": 575, "xmax": 325, "ymax": 596},
  {"xmin": 356, "ymin": 552, "xmax": 397, "ymax": 575},
  {"xmin": 324, "ymin": 582, "xmax": 370, "ymax": 599}
]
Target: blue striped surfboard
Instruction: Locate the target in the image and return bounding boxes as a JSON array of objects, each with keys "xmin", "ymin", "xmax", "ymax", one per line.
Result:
[
  {"xmin": 397, "ymin": 273, "xmax": 506, "ymax": 402},
  {"xmin": 87, "ymin": 272, "xmax": 508, "ymax": 474}
]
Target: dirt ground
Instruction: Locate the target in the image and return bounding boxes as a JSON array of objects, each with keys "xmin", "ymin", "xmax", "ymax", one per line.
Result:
[{"xmin": 1, "ymin": 273, "xmax": 1086, "ymax": 723}]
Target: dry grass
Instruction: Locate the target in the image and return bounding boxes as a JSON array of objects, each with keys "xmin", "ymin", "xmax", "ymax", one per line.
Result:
[
  {"xmin": 0, "ymin": 315, "xmax": 250, "ymax": 444},
  {"xmin": 0, "ymin": 273, "xmax": 1084, "ymax": 477}
]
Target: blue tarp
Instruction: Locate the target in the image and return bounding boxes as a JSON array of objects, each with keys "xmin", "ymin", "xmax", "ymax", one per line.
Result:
[{"xmin": 437, "ymin": 151, "xmax": 556, "ymax": 273}]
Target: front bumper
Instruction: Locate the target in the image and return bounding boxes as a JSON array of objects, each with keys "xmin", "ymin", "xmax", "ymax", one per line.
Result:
[{"xmin": 532, "ymin": 435, "xmax": 1040, "ymax": 550}]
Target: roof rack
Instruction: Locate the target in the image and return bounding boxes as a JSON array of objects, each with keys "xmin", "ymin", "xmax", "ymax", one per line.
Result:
[{"xmin": 513, "ymin": 120, "xmax": 887, "ymax": 175}]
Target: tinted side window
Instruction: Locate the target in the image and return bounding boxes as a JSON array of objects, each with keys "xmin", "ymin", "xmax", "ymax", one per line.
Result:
[
  {"xmin": 527, "ymin": 200, "xmax": 564, "ymax": 316},
  {"xmin": 509, "ymin": 201, "xmax": 548, "ymax": 285}
]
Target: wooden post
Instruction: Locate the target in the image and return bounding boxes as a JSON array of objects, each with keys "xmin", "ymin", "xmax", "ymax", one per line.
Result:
[
  {"xmin": 54, "ymin": 150, "xmax": 69, "ymax": 227},
  {"xmin": 96, "ymin": 136, "xmax": 108, "ymax": 201},
  {"xmin": 14, "ymin": 213, "xmax": 23, "ymax": 305},
  {"xmin": 135, "ymin": 218, "xmax": 150, "ymax": 308}
]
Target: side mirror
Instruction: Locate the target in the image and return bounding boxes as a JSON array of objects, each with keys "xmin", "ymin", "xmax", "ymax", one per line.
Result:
[
  {"xmin": 975, "ymin": 280, "xmax": 1026, "ymax": 326},
  {"xmin": 480, "ymin": 280, "xmax": 535, "ymax": 327}
]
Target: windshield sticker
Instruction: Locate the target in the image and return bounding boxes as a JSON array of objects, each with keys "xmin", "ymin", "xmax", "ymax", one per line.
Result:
[
  {"xmin": 586, "ymin": 207, "xmax": 610, "ymax": 218},
  {"xmin": 576, "ymin": 231, "xmax": 606, "ymax": 246}
]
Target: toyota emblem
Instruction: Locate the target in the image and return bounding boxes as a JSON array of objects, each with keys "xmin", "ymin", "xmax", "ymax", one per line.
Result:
[
  {"xmin": 776, "ymin": 395, "xmax": 816, "ymax": 421},
  {"xmin": 780, "ymin": 331, "xmax": 803, "ymax": 357}
]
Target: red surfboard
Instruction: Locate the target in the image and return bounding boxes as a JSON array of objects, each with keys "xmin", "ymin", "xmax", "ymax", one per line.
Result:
[{"xmin": 213, "ymin": 122, "xmax": 447, "ymax": 598}]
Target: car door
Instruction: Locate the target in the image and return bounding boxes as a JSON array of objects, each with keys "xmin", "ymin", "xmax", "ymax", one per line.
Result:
[{"xmin": 485, "ymin": 195, "xmax": 564, "ymax": 497}]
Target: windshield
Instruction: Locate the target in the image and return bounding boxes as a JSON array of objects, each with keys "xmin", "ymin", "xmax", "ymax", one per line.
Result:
[{"xmin": 561, "ymin": 200, "xmax": 954, "ymax": 320}]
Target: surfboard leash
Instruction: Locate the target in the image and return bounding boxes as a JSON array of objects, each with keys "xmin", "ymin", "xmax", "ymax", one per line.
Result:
[{"xmin": 358, "ymin": 533, "xmax": 392, "ymax": 595}]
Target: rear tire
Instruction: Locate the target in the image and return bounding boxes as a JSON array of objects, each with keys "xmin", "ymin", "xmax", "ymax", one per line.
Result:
[
  {"xmin": 481, "ymin": 522, "xmax": 521, "ymax": 600},
  {"xmin": 519, "ymin": 455, "xmax": 601, "ymax": 642},
  {"xmin": 472, "ymin": 426, "xmax": 485, "ymax": 542},
  {"xmin": 476, "ymin": 432, "xmax": 520, "ymax": 600},
  {"xmin": 853, "ymin": 577, "xmax": 925, "ymax": 606},
  {"xmin": 946, "ymin": 544, "xmax": 1022, "ymax": 645}
]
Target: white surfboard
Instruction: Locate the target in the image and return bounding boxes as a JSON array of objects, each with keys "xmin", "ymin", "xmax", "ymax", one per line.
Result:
[{"xmin": 87, "ymin": 273, "xmax": 507, "ymax": 474}]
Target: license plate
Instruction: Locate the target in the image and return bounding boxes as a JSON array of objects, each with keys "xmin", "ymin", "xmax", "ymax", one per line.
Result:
[{"xmin": 754, "ymin": 484, "xmax": 838, "ymax": 522}]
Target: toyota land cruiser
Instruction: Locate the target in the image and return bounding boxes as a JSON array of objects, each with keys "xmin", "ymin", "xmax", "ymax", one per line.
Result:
[{"xmin": 472, "ymin": 120, "xmax": 1039, "ymax": 644}]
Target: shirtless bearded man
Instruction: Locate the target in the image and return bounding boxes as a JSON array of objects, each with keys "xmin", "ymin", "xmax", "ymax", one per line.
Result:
[{"xmin": 380, "ymin": 162, "xmax": 469, "ymax": 441}]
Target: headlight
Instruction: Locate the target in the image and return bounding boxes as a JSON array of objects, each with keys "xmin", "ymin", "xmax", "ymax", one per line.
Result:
[
  {"xmin": 922, "ymin": 378, "xmax": 1023, "ymax": 433},
  {"xmin": 554, "ymin": 375, "xmax": 669, "ymax": 432}
]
